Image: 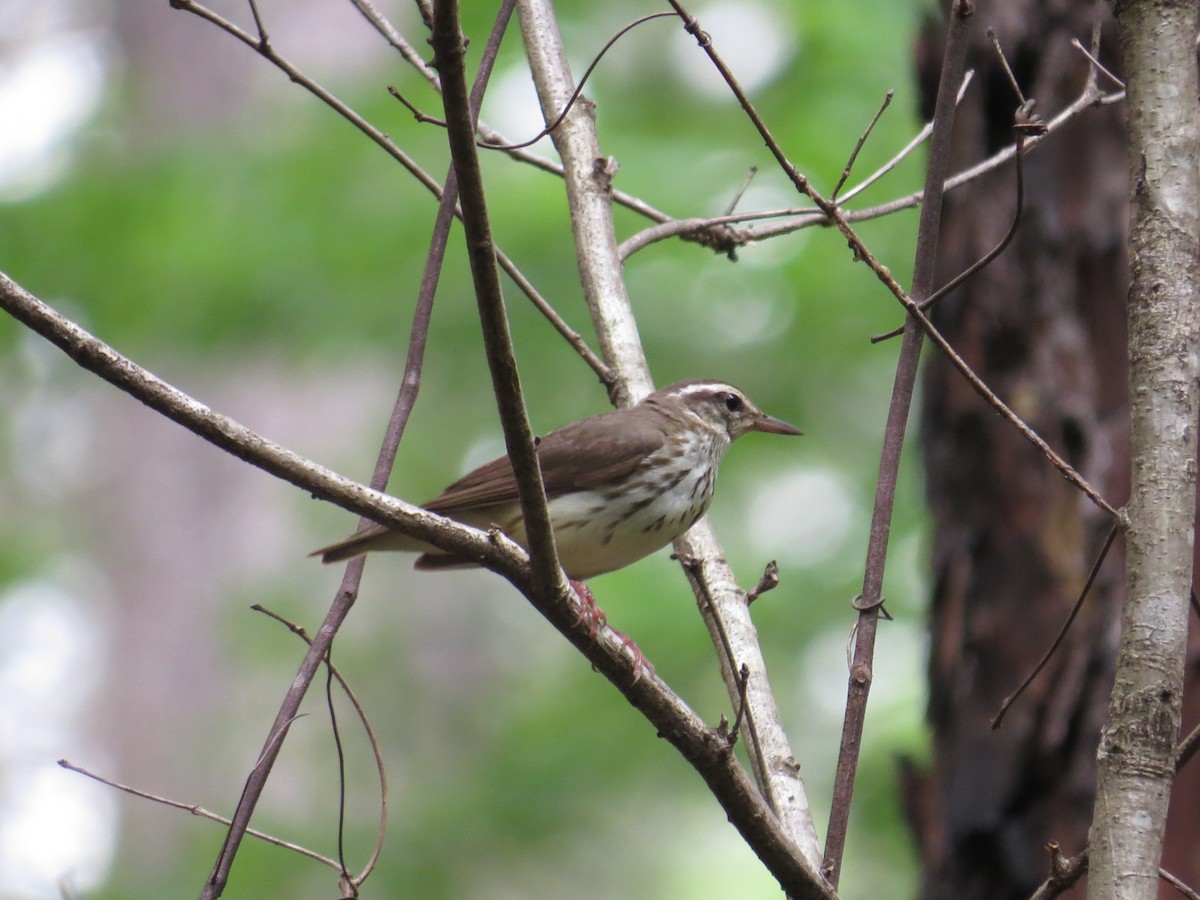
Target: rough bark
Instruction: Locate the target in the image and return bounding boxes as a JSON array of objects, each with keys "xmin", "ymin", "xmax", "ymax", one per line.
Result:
[
  {"xmin": 1088, "ymin": 1, "xmax": 1200, "ymax": 898},
  {"xmin": 909, "ymin": 2, "xmax": 1131, "ymax": 896}
]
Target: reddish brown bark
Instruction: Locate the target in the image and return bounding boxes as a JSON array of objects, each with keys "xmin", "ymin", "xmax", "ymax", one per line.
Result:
[{"xmin": 908, "ymin": 3, "xmax": 1131, "ymax": 896}]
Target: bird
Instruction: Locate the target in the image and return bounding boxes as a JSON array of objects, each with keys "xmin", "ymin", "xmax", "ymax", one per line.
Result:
[{"xmin": 314, "ymin": 379, "xmax": 802, "ymax": 579}]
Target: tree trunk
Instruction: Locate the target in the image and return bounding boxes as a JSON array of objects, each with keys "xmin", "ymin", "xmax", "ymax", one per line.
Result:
[
  {"xmin": 1088, "ymin": 1, "xmax": 1200, "ymax": 897},
  {"xmin": 907, "ymin": 2, "xmax": 1130, "ymax": 896}
]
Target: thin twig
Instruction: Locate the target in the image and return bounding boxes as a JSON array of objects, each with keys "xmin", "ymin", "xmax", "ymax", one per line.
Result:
[
  {"xmin": 57, "ymin": 759, "xmax": 343, "ymax": 870},
  {"xmin": 905, "ymin": 265, "xmax": 1119, "ymax": 518},
  {"xmin": 992, "ymin": 523, "xmax": 1121, "ymax": 729},
  {"xmin": 325, "ymin": 653, "xmax": 351, "ymax": 880},
  {"xmin": 250, "ymin": 604, "xmax": 390, "ymax": 886},
  {"xmin": 347, "ymin": 0, "xmax": 441, "ymax": 88},
  {"xmin": 872, "ymin": 109, "xmax": 1036, "ymax": 343},
  {"xmin": 1161, "ymin": 868, "xmax": 1200, "ymax": 900},
  {"xmin": 726, "ymin": 664, "xmax": 752, "ymax": 748},
  {"xmin": 725, "ymin": 166, "xmax": 758, "ymax": 216},
  {"xmin": 1072, "ymin": 37, "xmax": 1125, "ymax": 89},
  {"xmin": 1176, "ymin": 717, "xmax": 1200, "ymax": 771},
  {"xmin": 481, "ymin": 12, "xmax": 677, "ymax": 151},
  {"xmin": 740, "ymin": 81, "xmax": 1124, "ymax": 245},
  {"xmin": 170, "ymin": 0, "xmax": 608, "ymax": 385},
  {"xmin": 987, "ymin": 28, "xmax": 1027, "ymax": 104},
  {"xmin": 836, "ymin": 71, "xmax": 975, "ymax": 206},
  {"xmin": 388, "ymin": 85, "xmax": 446, "ymax": 126},
  {"xmin": 354, "ymin": 0, "xmax": 684, "ymax": 236},
  {"xmin": 746, "ymin": 560, "xmax": 780, "ymax": 604},
  {"xmin": 831, "ymin": 90, "xmax": 894, "ymax": 201},
  {"xmin": 206, "ymin": 711, "xmax": 308, "ymax": 893},
  {"xmin": 681, "ymin": 557, "xmax": 773, "ymax": 802}
]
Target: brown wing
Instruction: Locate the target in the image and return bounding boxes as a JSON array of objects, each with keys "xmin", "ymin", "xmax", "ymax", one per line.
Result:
[{"xmin": 425, "ymin": 407, "xmax": 665, "ymax": 513}]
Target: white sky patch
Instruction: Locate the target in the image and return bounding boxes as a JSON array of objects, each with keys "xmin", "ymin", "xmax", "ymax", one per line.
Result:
[
  {"xmin": 0, "ymin": 581, "xmax": 117, "ymax": 896},
  {"xmin": 703, "ymin": 289, "xmax": 795, "ymax": 347},
  {"xmin": 669, "ymin": 1, "xmax": 797, "ymax": 99},
  {"xmin": 744, "ymin": 466, "xmax": 860, "ymax": 567},
  {"xmin": 0, "ymin": 23, "xmax": 109, "ymax": 200},
  {"xmin": 0, "ymin": 764, "xmax": 117, "ymax": 898},
  {"xmin": 800, "ymin": 618, "xmax": 925, "ymax": 718},
  {"xmin": 479, "ymin": 65, "xmax": 557, "ymax": 157}
]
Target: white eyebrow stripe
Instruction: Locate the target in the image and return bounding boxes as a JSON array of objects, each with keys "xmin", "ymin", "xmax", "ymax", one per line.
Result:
[{"xmin": 671, "ymin": 382, "xmax": 735, "ymax": 398}]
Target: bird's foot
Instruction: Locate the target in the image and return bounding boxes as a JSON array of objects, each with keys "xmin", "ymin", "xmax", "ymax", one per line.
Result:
[
  {"xmin": 609, "ymin": 625, "xmax": 654, "ymax": 683},
  {"xmin": 569, "ymin": 579, "xmax": 607, "ymax": 638},
  {"xmin": 569, "ymin": 580, "xmax": 653, "ymax": 683}
]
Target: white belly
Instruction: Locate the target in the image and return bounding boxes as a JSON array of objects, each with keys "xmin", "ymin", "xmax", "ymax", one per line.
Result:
[{"xmin": 520, "ymin": 465, "xmax": 717, "ymax": 579}]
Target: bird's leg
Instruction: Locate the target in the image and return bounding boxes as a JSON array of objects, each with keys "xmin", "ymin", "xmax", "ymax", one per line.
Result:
[
  {"xmin": 608, "ymin": 625, "xmax": 654, "ymax": 683},
  {"xmin": 569, "ymin": 580, "xmax": 653, "ymax": 682},
  {"xmin": 569, "ymin": 579, "xmax": 606, "ymax": 637}
]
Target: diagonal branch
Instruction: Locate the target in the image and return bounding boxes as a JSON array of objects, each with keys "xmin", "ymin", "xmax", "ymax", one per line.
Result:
[
  {"xmin": 0, "ymin": 269, "xmax": 835, "ymax": 900},
  {"xmin": 517, "ymin": 0, "xmax": 824, "ymax": 877},
  {"xmin": 820, "ymin": 0, "xmax": 972, "ymax": 880},
  {"xmin": 430, "ymin": 0, "xmax": 561, "ymax": 601},
  {"xmin": 195, "ymin": 3, "xmax": 518, "ymax": 890},
  {"xmin": 170, "ymin": 0, "xmax": 609, "ymax": 383},
  {"xmin": 58, "ymin": 759, "xmax": 344, "ymax": 871}
]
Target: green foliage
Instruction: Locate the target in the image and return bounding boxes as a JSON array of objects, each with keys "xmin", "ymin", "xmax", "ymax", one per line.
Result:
[{"xmin": 1, "ymin": 0, "xmax": 929, "ymax": 896}]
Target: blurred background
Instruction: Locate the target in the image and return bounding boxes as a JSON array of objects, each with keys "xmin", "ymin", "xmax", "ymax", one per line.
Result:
[{"xmin": 0, "ymin": 0, "xmax": 929, "ymax": 896}]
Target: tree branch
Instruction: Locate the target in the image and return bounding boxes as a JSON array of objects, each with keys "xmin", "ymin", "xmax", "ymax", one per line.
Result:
[
  {"xmin": 0, "ymin": 263, "xmax": 834, "ymax": 900},
  {"xmin": 517, "ymin": 0, "xmax": 824, "ymax": 877},
  {"xmin": 820, "ymin": 0, "xmax": 973, "ymax": 882},
  {"xmin": 1088, "ymin": 1, "xmax": 1200, "ymax": 897}
]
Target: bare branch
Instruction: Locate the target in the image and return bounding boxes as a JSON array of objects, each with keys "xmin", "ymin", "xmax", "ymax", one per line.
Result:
[
  {"xmin": 1090, "ymin": 1, "xmax": 1200, "ymax": 893},
  {"xmin": 0, "ymin": 268, "xmax": 833, "ymax": 898},
  {"xmin": 57, "ymin": 759, "xmax": 343, "ymax": 871},
  {"xmin": 1162, "ymin": 868, "xmax": 1200, "ymax": 900},
  {"xmin": 872, "ymin": 99, "xmax": 1041, "ymax": 343},
  {"xmin": 831, "ymin": 90, "xmax": 894, "ymax": 201},
  {"xmin": 820, "ymin": 0, "xmax": 973, "ymax": 880},
  {"xmin": 992, "ymin": 523, "xmax": 1121, "ymax": 729},
  {"xmin": 482, "ymin": 12, "xmax": 677, "ymax": 152},
  {"xmin": 251, "ymin": 604, "xmax": 389, "ymax": 887},
  {"xmin": 194, "ymin": 3, "xmax": 519, "ymax": 888},
  {"xmin": 170, "ymin": 0, "xmax": 608, "ymax": 384},
  {"xmin": 519, "ymin": 0, "xmax": 824, "ymax": 878},
  {"xmin": 516, "ymin": 0, "xmax": 825, "ymax": 883}
]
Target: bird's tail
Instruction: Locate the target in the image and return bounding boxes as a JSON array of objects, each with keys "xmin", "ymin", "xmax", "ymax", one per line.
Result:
[{"xmin": 310, "ymin": 526, "xmax": 424, "ymax": 564}]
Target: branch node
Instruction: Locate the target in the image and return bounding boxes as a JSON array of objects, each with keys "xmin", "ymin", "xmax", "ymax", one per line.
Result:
[
  {"xmin": 746, "ymin": 560, "xmax": 780, "ymax": 604},
  {"xmin": 1014, "ymin": 99, "xmax": 1048, "ymax": 139},
  {"xmin": 725, "ymin": 663, "xmax": 752, "ymax": 748}
]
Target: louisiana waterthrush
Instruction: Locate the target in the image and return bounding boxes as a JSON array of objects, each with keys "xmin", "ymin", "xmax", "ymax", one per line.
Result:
[{"xmin": 315, "ymin": 379, "xmax": 802, "ymax": 578}]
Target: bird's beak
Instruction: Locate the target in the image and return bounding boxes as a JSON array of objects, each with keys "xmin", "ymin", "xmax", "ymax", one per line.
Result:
[{"xmin": 752, "ymin": 413, "xmax": 804, "ymax": 436}]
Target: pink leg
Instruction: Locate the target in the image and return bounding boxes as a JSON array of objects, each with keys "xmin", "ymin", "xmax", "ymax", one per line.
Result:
[
  {"xmin": 569, "ymin": 580, "xmax": 606, "ymax": 638},
  {"xmin": 569, "ymin": 580, "xmax": 654, "ymax": 682}
]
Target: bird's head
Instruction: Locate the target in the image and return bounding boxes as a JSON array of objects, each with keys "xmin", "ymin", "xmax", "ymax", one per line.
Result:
[{"xmin": 647, "ymin": 379, "xmax": 804, "ymax": 442}]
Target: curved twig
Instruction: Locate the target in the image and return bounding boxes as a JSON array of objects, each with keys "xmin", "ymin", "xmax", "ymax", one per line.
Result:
[
  {"xmin": 250, "ymin": 604, "xmax": 389, "ymax": 887},
  {"xmin": 481, "ymin": 12, "xmax": 678, "ymax": 151},
  {"xmin": 58, "ymin": 759, "xmax": 344, "ymax": 871},
  {"xmin": 872, "ymin": 115, "xmax": 1033, "ymax": 343},
  {"xmin": 991, "ymin": 523, "xmax": 1121, "ymax": 729},
  {"xmin": 169, "ymin": 0, "xmax": 609, "ymax": 385}
]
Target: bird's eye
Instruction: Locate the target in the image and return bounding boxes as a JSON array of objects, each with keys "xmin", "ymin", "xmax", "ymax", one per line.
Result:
[{"xmin": 723, "ymin": 392, "xmax": 743, "ymax": 412}]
